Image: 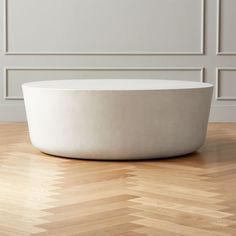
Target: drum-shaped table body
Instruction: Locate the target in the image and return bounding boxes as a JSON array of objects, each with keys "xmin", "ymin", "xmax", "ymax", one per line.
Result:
[{"xmin": 22, "ymin": 79, "xmax": 213, "ymax": 160}]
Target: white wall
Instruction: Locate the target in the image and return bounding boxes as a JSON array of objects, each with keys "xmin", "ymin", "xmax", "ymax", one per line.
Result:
[{"xmin": 0, "ymin": 0, "xmax": 236, "ymax": 122}]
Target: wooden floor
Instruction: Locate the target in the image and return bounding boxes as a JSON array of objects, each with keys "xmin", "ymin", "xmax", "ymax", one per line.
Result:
[{"xmin": 0, "ymin": 123, "xmax": 236, "ymax": 236}]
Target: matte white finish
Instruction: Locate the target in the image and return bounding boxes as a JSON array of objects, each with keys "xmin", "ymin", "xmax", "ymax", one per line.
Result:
[
  {"xmin": 24, "ymin": 79, "xmax": 211, "ymax": 90},
  {"xmin": 23, "ymin": 79, "xmax": 213, "ymax": 160}
]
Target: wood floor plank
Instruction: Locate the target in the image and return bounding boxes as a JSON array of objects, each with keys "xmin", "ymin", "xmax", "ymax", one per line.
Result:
[{"xmin": 0, "ymin": 123, "xmax": 236, "ymax": 235}]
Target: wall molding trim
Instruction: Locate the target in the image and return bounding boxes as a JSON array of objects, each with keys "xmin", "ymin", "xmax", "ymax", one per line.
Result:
[
  {"xmin": 216, "ymin": 0, "xmax": 236, "ymax": 55},
  {"xmin": 4, "ymin": 0, "xmax": 205, "ymax": 55},
  {"xmin": 216, "ymin": 67, "xmax": 236, "ymax": 100},
  {"xmin": 4, "ymin": 67, "xmax": 205, "ymax": 100}
]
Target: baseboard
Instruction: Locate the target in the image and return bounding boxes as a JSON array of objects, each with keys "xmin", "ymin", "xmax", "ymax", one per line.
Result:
[
  {"xmin": 0, "ymin": 104, "xmax": 26, "ymax": 122},
  {"xmin": 209, "ymin": 105, "xmax": 236, "ymax": 122}
]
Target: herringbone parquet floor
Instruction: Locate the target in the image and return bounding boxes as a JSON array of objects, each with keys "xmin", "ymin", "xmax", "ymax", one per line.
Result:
[{"xmin": 0, "ymin": 123, "xmax": 236, "ymax": 236}]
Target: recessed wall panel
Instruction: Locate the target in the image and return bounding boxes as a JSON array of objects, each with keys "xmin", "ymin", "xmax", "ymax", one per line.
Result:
[
  {"xmin": 5, "ymin": 68, "xmax": 203, "ymax": 99},
  {"xmin": 218, "ymin": 0, "xmax": 236, "ymax": 54},
  {"xmin": 6, "ymin": 0, "xmax": 204, "ymax": 54},
  {"xmin": 217, "ymin": 69, "xmax": 236, "ymax": 99}
]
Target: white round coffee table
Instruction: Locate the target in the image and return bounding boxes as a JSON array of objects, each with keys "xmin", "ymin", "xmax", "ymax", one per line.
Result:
[{"xmin": 22, "ymin": 79, "xmax": 213, "ymax": 160}]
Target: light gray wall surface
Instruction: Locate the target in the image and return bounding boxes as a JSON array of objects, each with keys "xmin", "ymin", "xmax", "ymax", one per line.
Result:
[{"xmin": 0, "ymin": 0, "xmax": 236, "ymax": 121}]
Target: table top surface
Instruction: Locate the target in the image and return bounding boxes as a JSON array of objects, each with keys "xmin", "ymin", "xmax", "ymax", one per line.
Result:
[{"xmin": 22, "ymin": 79, "xmax": 213, "ymax": 91}]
